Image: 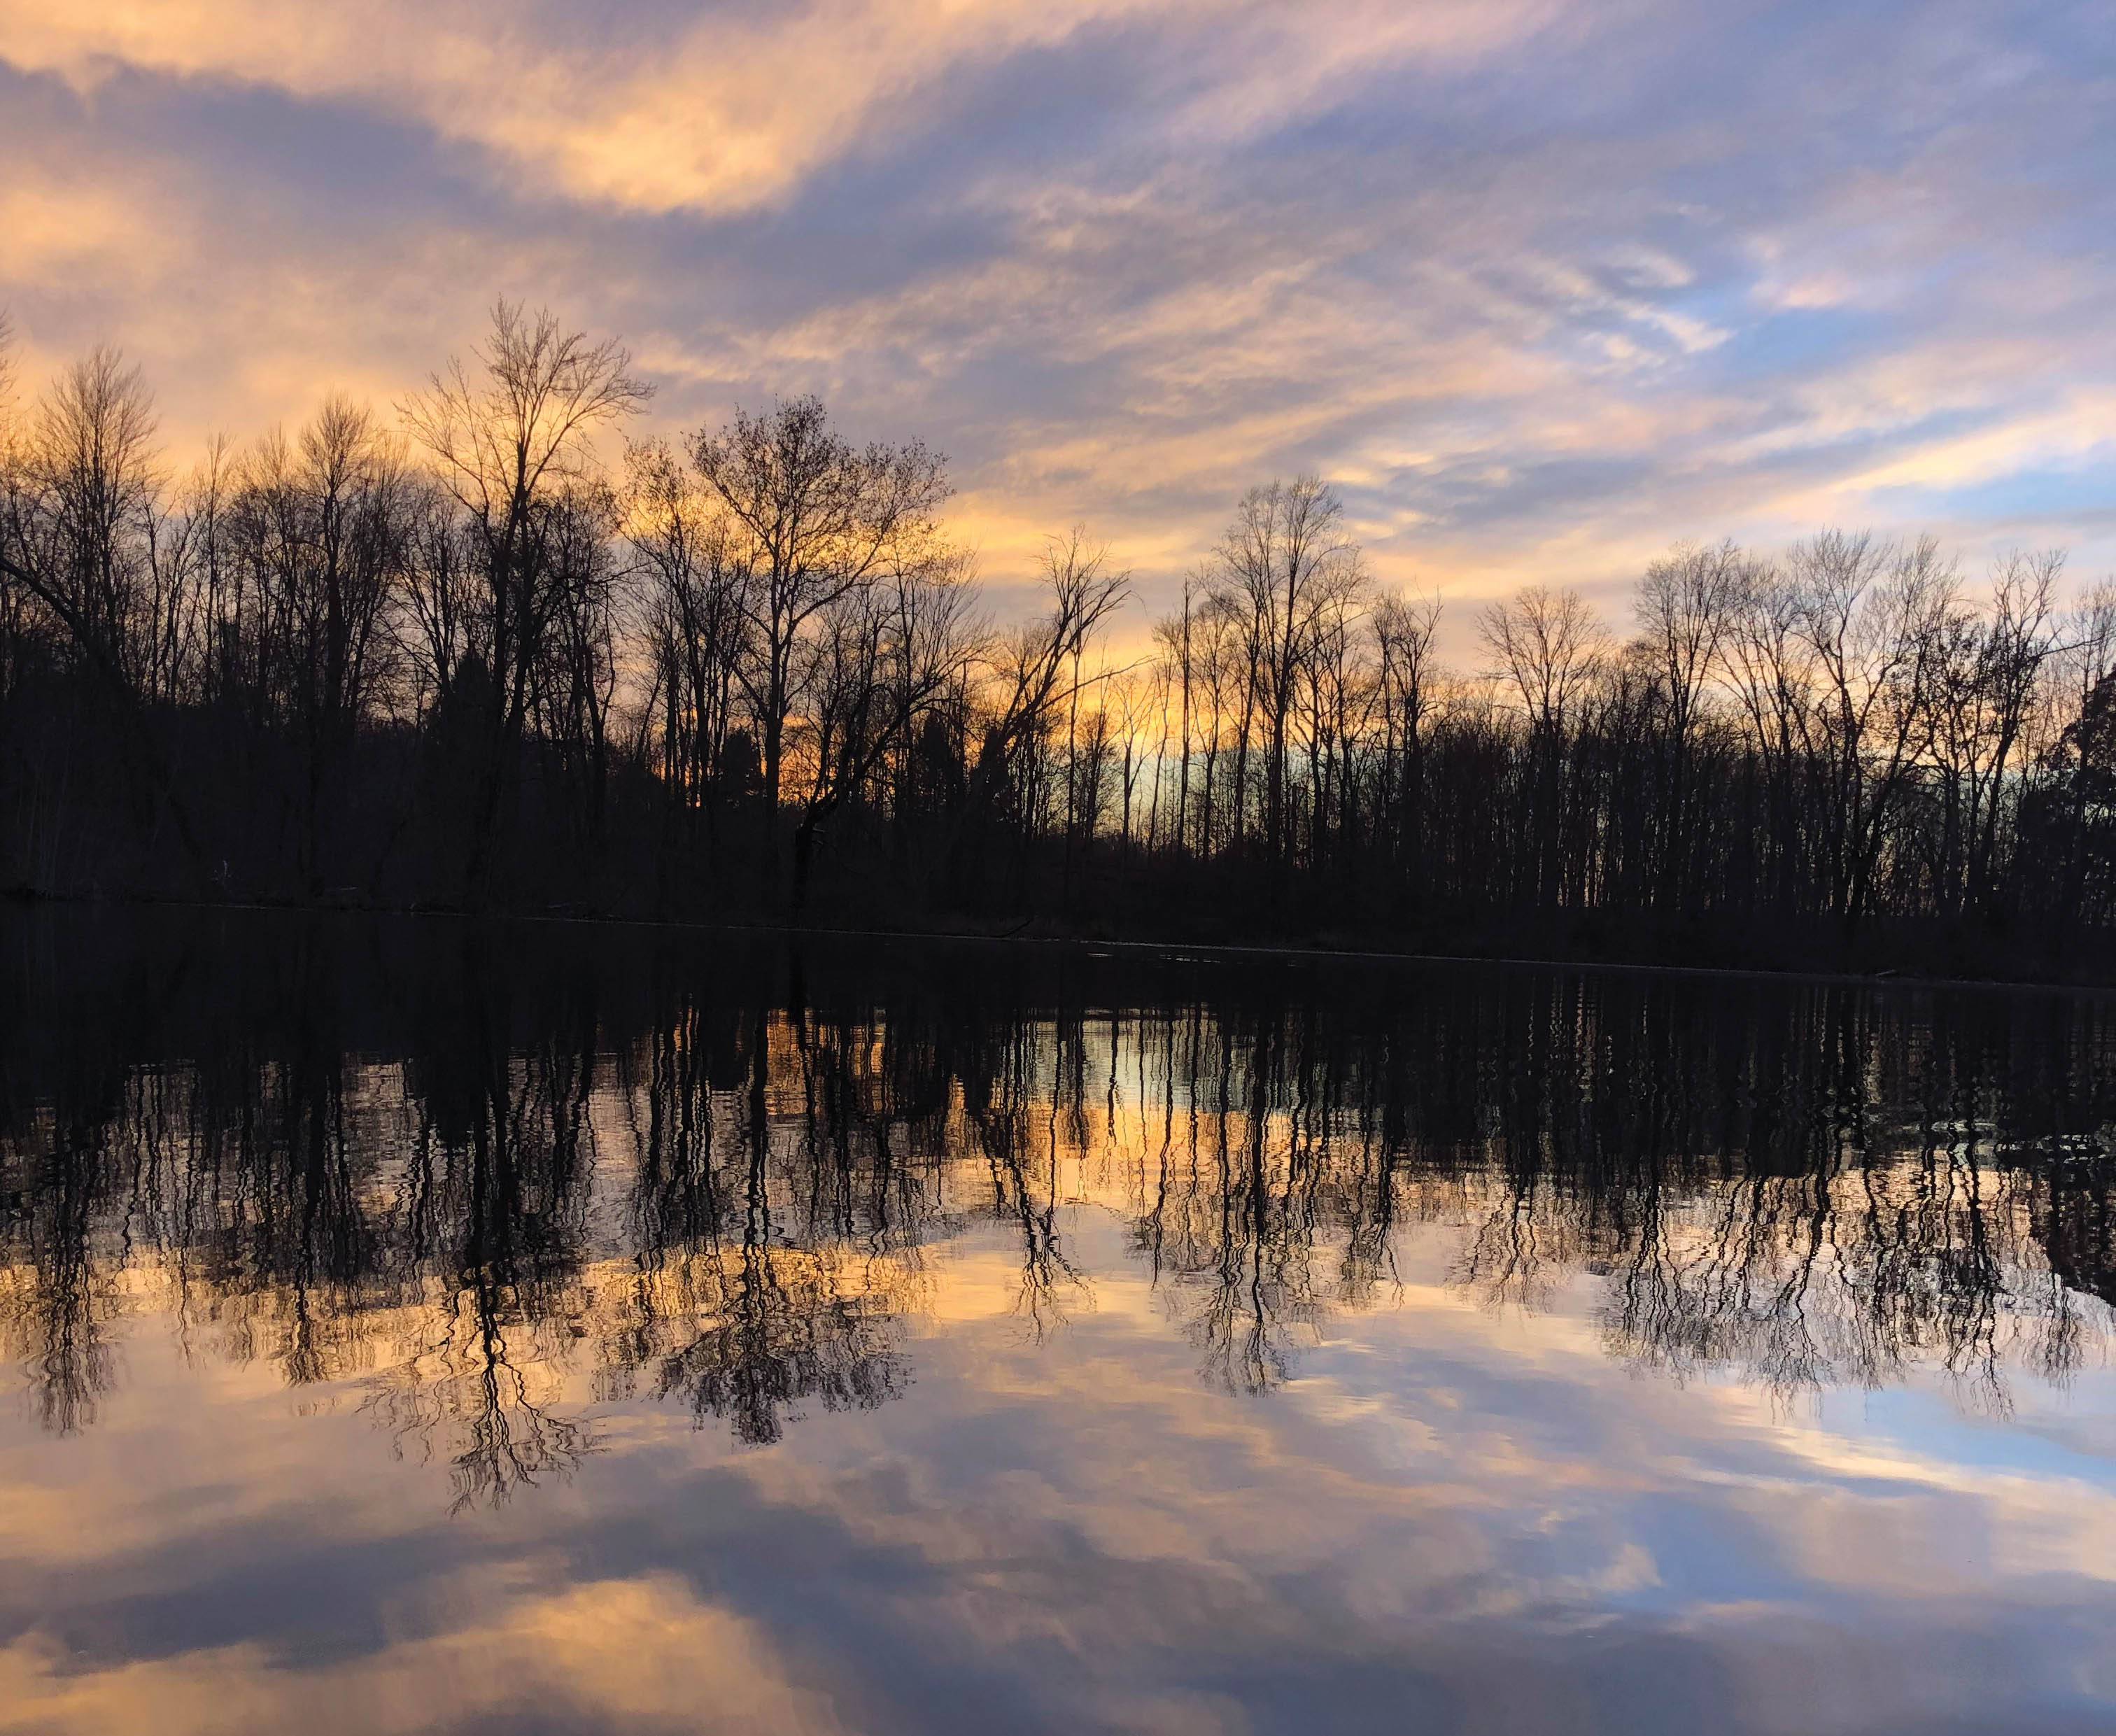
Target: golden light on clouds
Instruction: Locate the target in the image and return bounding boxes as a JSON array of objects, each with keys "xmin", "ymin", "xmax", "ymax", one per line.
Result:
[
  {"xmin": 0, "ymin": 0, "xmax": 2108, "ymax": 623},
  {"xmin": 1, "ymin": 0, "xmax": 1562, "ymax": 214}
]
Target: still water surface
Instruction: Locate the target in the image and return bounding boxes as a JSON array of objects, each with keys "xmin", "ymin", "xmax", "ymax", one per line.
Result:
[{"xmin": 4, "ymin": 910, "xmax": 2116, "ymax": 1734}]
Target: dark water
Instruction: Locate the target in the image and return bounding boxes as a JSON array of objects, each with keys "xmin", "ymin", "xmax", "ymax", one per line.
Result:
[{"xmin": 5, "ymin": 910, "xmax": 2116, "ymax": 1735}]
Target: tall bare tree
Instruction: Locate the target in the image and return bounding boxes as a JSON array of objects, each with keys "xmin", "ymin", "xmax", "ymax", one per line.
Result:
[
  {"xmin": 1635, "ymin": 541, "xmax": 1748, "ymax": 905},
  {"xmin": 1789, "ymin": 532, "xmax": 1951, "ymax": 922},
  {"xmin": 220, "ymin": 397, "xmax": 416, "ymax": 891},
  {"xmin": 400, "ymin": 300, "xmax": 649, "ymax": 901},
  {"xmin": 1480, "ymin": 584, "xmax": 1608, "ymax": 907},
  {"xmin": 0, "ymin": 345, "xmax": 211, "ymax": 881},
  {"xmin": 1208, "ymin": 477, "xmax": 1361, "ymax": 866},
  {"xmin": 1373, "ymin": 588, "xmax": 1442, "ymax": 893},
  {"xmin": 687, "ymin": 395, "xmax": 949, "ymax": 897}
]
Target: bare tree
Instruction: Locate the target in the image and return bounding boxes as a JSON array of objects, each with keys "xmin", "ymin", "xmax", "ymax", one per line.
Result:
[
  {"xmin": 625, "ymin": 437, "xmax": 756, "ymax": 891},
  {"xmin": 1479, "ymin": 584, "xmax": 1608, "ymax": 907},
  {"xmin": 1, "ymin": 347, "xmax": 167, "ymax": 692},
  {"xmin": 1635, "ymin": 541, "xmax": 1748, "ymax": 904},
  {"xmin": 218, "ymin": 397, "xmax": 416, "ymax": 891},
  {"xmin": 1208, "ymin": 477, "xmax": 1362, "ymax": 865},
  {"xmin": 400, "ymin": 299, "xmax": 649, "ymax": 900},
  {"xmin": 0, "ymin": 345, "xmax": 213, "ymax": 881},
  {"xmin": 1925, "ymin": 550, "xmax": 2061, "ymax": 915},
  {"xmin": 1373, "ymin": 588, "xmax": 1442, "ymax": 891},
  {"xmin": 1151, "ymin": 576, "xmax": 1201, "ymax": 855},
  {"xmin": 687, "ymin": 395, "xmax": 949, "ymax": 897},
  {"xmin": 784, "ymin": 544, "xmax": 977, "ymax": 909},
  {"xmin": 963, "ymin": 531, "xmax": 1130, "ymax": 893},
  {"xmin": 1479, "ymin": 584, "xmax": 1608, "ymax": 733},
  {"xmin": 1789, "ymin": 532, "xmax": 1952, "ymax": 921}
]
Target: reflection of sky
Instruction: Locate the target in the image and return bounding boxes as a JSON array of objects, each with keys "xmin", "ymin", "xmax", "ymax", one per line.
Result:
[
  {"xmin": 6, "ymin": 1213, "xmax": 2116, "ymax": 1735},
  {"xmin": 1, "ymin": 1, "xmax": 2113, "ymax": 637}
]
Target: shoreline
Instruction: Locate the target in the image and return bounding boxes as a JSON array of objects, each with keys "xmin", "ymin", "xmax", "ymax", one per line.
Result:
[{"xmin": 15, "ymin": 884, "xmax": 2114, "ymax": 996}]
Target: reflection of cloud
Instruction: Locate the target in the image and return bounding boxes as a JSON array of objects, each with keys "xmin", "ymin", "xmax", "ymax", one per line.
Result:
[
  {"xmin": 3, "ymin": 1220, "xmax": 2116, "ymax": 1733},
  {"xmin": 0, "ymin": 1571, "xmax": 848, "ymax": 1735}
]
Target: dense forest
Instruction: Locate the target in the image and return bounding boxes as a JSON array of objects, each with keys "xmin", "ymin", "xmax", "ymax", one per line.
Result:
[{"xmin": 4, "ymin": 302, "xmax": 2115, "ymax": 973}]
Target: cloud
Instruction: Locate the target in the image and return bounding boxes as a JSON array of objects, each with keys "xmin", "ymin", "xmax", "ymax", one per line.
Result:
[
  {"xmin": 0, "ymin": 0, "xmax": 2109, "ymax": 629},
  {"xmin": 0, "ymin": 0, "xmax": 1560, "ymax": 216}
]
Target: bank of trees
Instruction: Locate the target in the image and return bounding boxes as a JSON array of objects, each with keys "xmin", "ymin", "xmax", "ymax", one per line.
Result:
[{"xmin": 3, "ymin": 302, "xmax": 2115, "ymax": 963}]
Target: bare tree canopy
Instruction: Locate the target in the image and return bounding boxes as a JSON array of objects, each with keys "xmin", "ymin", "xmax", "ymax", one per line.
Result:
[
  {"xmin": 1480, "ymin": 584, "xmax": 1609, "ymax": 733},
  {"xmin": 395, "ymin": 300, "xmax": 649, "ymax": 901},
  {"xmin": 686, "ymin": 394, "xmax": 950, "ymax": 828},
  {"xmin": 2, "ymin": 313, "xmax": 2115, "ymax": 975}
]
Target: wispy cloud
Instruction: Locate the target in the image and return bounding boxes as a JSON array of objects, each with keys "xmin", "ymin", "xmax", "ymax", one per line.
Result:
[{"xmin": 0, "ymin": 0, "xmax": 2108, "ymax": 623}]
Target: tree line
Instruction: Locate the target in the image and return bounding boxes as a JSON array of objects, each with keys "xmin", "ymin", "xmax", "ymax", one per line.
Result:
[{"xmin": 5, "ymin": 302, "xmax": 2115, "ymax": 966}]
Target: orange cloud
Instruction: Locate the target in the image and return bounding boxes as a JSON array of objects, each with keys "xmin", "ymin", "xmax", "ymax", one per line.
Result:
[{"xmin": 0, "ymin": 0, "xmax": 1561, "ymax": 215}]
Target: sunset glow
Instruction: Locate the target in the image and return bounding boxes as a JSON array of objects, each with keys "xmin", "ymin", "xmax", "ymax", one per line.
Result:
[{"xmin": 3, "ymin": 0, "xmax": 2108, "ymax": 626}]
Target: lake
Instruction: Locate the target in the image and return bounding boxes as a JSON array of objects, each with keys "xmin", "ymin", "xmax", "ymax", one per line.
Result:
[{"xmin": 3, "ymin": 908, "xmax": 2115, "ymax": 1735}]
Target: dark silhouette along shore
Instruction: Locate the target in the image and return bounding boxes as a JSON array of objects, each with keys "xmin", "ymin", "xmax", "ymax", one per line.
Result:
[{"xmin": 6, "ymin": 304, "xmax": 2115, "ymax": 981}]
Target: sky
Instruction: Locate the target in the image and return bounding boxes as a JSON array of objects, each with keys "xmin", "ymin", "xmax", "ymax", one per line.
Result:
[{"xmin": 1, "ymin": 0, "xmax": 2111, "ymax": 634}]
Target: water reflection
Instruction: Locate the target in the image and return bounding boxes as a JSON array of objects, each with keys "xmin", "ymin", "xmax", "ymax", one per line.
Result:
[{"xmin": 6, "ymin": 910, "xmax": 2115, "ymax": 1489}]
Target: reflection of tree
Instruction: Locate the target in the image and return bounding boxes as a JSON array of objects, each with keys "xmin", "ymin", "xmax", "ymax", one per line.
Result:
[
  {"xmin": 651, "ymin": 1241, "xmax": 905, "ymax": 1446},
  {"xmin": 1108, "ymin": 977, "xmax": 2116, "ymax": 1405},
  {"xmin": 598, "ymin": 999, "xmax": 923, "ymax": 1446},
  {"xmin": 362, "ymin": 964, "xmax": 603, "ymax": 1509},
  {"xmin": 965, "ymin": 1016, "xmax": 1087, "ymax": 1338},
  {"xmin": 0, "ymin": 1115, "xmax": 118, "ymax": 1432},
  {"xmin": 645, "ymin": 1010, "xmax": 908, "ymax": 1444},
  {"xmin": 363, "ymin": 1285, "xmax": 593, "ymax": 1514},
  {"xmin": 9, "ymin": 919, "xmax": 2116, "ymax": 1487},
  {"xmin": 1124, "ymin": 1012, "xmax": 1328, "ymax": 1393}
]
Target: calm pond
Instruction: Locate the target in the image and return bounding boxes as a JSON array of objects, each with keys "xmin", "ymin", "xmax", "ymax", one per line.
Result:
[{"xmin": 3, "ymin": 909, "xmax": 2115, "ymax": 1735}]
